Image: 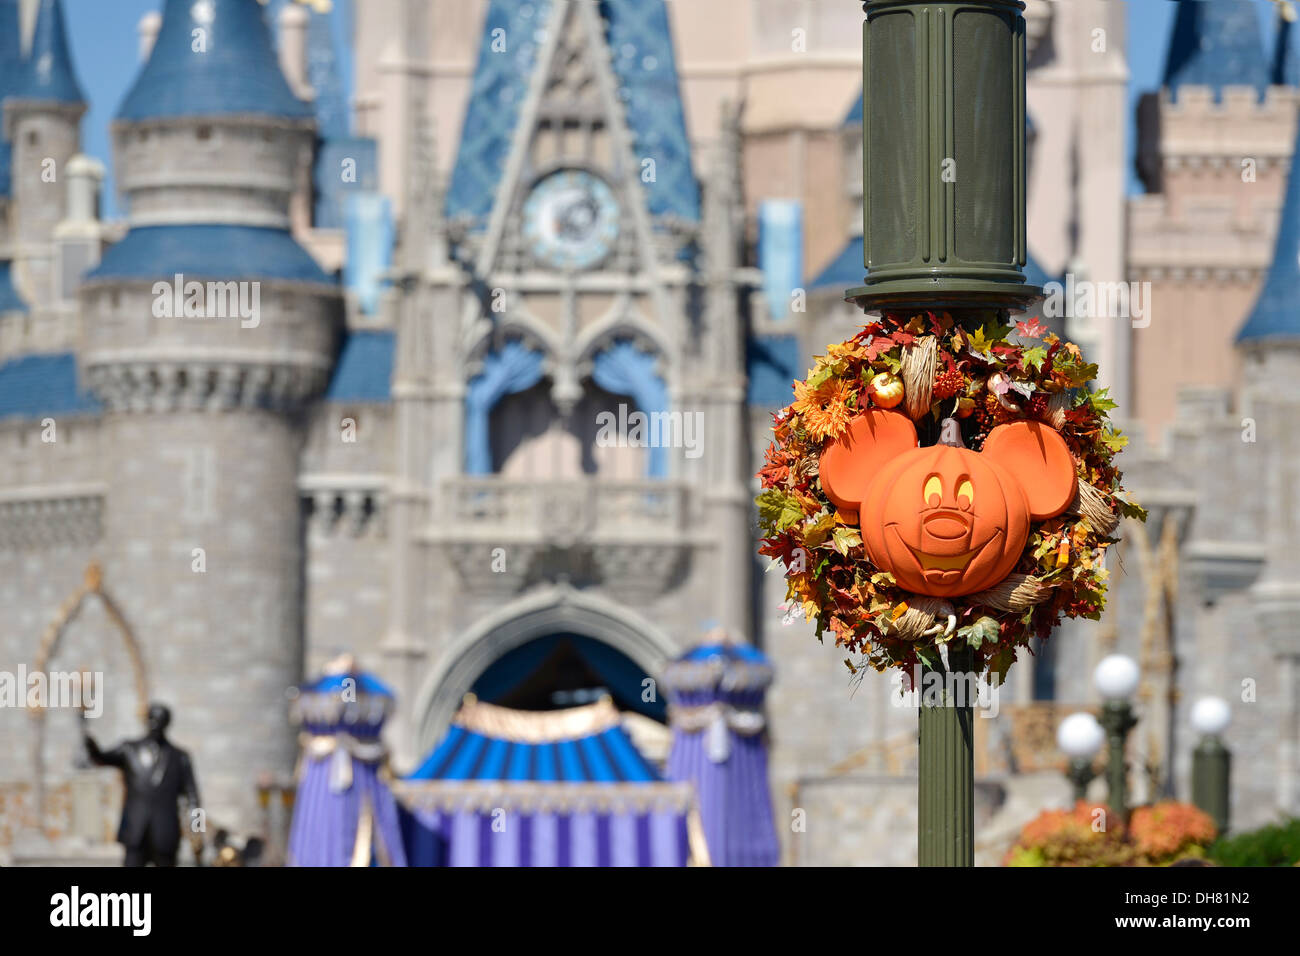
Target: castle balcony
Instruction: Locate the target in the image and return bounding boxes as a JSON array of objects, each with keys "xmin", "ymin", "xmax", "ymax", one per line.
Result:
[{"xmin": 426, "ymin": 477, "xmax": 697, "ymax": 597}]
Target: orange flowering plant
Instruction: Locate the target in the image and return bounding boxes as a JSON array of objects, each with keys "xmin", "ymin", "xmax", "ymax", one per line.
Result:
[
  {"xmin": 1004, "ymin": 800, "xmax": 1217, "ymax": 867},
  {"xmin": 756, "ymin": 309, "xmax": 1144, "ymax": 679},
  {"xmin": 1128, "ymin": 802, "xmax": 1218, "ymax": 863}
]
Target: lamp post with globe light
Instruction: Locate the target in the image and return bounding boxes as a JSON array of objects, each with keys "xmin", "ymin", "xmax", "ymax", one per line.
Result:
[
  {"xmin": 1190, "ymin": 696, "xmax": 1232, "ymax": 836},
  {"xmin": 1057, "ymin": 711, "xmax": 1105, "ymax": 802},
  {"xmin": 1094, "ymin": 654, "xmax": 1140, "ymax": 821}
]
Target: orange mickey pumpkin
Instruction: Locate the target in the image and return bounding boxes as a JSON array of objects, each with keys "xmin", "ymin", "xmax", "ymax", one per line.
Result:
[{"xmin": 819, "ymin": 410, "xmax": 1077, "ymax": 598}]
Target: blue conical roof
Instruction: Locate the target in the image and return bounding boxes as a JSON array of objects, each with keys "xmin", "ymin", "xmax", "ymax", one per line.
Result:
[
  {"xmin": 0, "ymin": 0, "xmax": 21, "ymax": 98},
  {"xmin": 15, "ymin": 0, "xmax": 84, "ymax": 105},
  {"xmin": 1237, "ymin": 122, "xmax": 1300, "ymax": 343},
  {"xmin": 1163, "ymin": 0, "xmax": 1268, "ymax": 101},
  {"xmin": 306, "ymin": 3, "xmax": 347, "ymax": 139},
  {"xmin": 0, "ymin": 0, "xmax": 18, "ymax": 199},
  {"xmin": 1273, "ymin": 11, "xmax": 1299, "ymax": 86},
  {"xmin": 116, "ymin": 0, "xmax": 312, "ymax": 123}
]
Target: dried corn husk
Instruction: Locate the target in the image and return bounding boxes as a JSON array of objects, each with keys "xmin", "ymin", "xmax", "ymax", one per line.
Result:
[
  {"xmin": 968, "ymin": 573, "xmax": 1052, "ymax": 611},
  {"xmin": 1067, "ymin": 481, "xmax": 1120, "ymax": 536},
  {"xmin": 886, "ymin": 596, "xmax": 952, "ymax": 641},
  {"xmin": 900, "ymin": 335, "xmax": 937, "ymax": 420},
  {"xmin": 1046, "ymin": 392, "xmax": 1071, "ymax": 430}
]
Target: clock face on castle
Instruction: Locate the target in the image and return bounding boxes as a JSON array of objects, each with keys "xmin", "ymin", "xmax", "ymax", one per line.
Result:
[{"xmin": 522, "ymin": 169, "xmax": 620, "ymax": 270}]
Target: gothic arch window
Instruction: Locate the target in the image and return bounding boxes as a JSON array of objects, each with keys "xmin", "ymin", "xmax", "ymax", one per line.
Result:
[
  {"xmin": 473, "ymin": 338, "xmax": 669, "ymax": 479},
  {"xmin": 490, "ymin": 379, "xmax": 647, "ymax": 479}
]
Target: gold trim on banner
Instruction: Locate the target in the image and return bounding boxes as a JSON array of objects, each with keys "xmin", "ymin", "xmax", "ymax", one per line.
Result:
[
  {"xmin": 351, "ymin": 792, "xmax": 374, "ymax": 867},
  {"xmin": 452, "ymin": 696, "xmax": 621, "ymax": 742},
  {"xmin": 392, "ymin": 780, "xmax": 698, "ymax": 815},
  {"xmin": 686, "ymin": 806, "xmax": 713, "ymax": 867}
]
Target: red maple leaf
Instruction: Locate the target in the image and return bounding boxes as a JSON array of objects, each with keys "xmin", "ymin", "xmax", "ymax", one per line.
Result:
[{"xmin": 1015, "ymin": 316, "xmax": 1048, "ymax": 339}]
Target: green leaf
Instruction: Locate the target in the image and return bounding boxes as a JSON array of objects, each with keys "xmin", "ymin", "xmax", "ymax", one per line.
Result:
[
  {"xmin": 1101, "ymin": 428, "xmax": 1129, "ymax": 452},
  {"xmin": 958, "ymin": 615, "xmax": 1000, "ymax": 650},
  {"xmin": 1117, "ymin": 496, "xmax": 1148, "ymax": 521},
  {"xmin": 1056, "ymin": 357, "xmax": 1100, "ymax": 387},
  {"xmin": 1090, "ymin": 387, "xmax": 1119, "ymax": 414},
  {"xmin": 806, "ymin": 362, "xmax": 836, "ymax": 389},
  {"xmin": 1021, "ymin": 346, "xmax": 1048, "ymax": 372},
  {"xmin": 756, "ymin": 489, "xmax": 805, "ymax": 532},
  {"xmin": 988, "ymin": 645, "xmax": 1018, "ymax": 684}
]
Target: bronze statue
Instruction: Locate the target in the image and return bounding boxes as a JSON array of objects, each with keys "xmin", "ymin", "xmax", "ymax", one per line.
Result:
[{"xmin": 83, "ymin": 703, "xmax": 204, "ymax": 866}]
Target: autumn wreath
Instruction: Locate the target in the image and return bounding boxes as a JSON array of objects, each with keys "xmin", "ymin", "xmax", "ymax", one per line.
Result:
[{"xmin": 756, "ymin": 310, "xmax": 1145, "ymax": 680}]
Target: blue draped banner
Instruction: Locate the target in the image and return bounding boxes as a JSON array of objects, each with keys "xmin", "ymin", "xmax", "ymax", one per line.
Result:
[
  {"xmin": 591, "ymin": 341, "xmax": 669, "ymax": 478},
  {"xmin": 464, "ymin": 340, "xmax": 546, "ymax": 474}
]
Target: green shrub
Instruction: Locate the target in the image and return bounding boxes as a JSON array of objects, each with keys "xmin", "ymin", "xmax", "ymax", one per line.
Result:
[{"xmin": 1208, "ymin": 818, "xmax": 1300, "ymax": 867}]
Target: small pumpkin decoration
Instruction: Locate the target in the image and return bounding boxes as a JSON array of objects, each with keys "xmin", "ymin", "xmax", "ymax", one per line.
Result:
[{"xmin": 820, "ymin": 411, "xmax": 1077, "ymax": 597}]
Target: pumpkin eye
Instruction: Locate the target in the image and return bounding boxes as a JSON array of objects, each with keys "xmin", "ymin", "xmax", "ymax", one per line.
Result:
[
  {"xmin": 923, "ymin": 474, "xmax": 942, "ymax": 507},
  {"xmin": 957, "ymin": 478, "xmax": 974, "ymax": 509}
]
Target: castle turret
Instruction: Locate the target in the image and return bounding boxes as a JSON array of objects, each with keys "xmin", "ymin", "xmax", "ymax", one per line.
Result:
[
  {"xmin": 1127, "ymin": 0, "xmax": 1298, "ymax": 436},
  {"xmin": 79, "ymin": 0, "xmax": 341, "ymax": 833},
  {"xmin": 0, "ymin": 0, "xmax": 24, "ymax": 254},
  {"xmin": 2, "ymin": 0, "xmax": 84, "ymax": 310},
  {"xmin": 1237, "ymin": 114, "xmax": 1300, "ymax": 816}
]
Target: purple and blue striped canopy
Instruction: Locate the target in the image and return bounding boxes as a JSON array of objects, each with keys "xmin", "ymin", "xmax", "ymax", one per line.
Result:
[
  {"xmin": 396, "ymin": 698, "xmax": 705, "ymax": 867},
  {"xmin": 407, "ymin": 722, "xmax": 659, "ymax": 783}
]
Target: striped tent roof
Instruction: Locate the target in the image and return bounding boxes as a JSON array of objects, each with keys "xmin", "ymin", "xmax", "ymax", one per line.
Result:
[{"xmin": 408, "ymin": 698, "xmax": 660, "ymax": 784}]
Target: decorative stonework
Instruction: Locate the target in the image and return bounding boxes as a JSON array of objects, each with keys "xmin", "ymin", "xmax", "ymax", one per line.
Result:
[
  {"xmin": 84, "ymin": 359, "xmax": 332, "ymax": 413},
  {"xmin": 0, "ymin": 485, "xmax": 104, "ymax": 551},
  {"xmin": 300, "ymin": 474, "xmax": 388, "ymax": 537}
]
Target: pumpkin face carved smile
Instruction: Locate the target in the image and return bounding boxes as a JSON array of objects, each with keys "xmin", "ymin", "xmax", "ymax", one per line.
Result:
[{"xmin": 819, "ymin": 410, "xmax": 1077, "ymax": 598}]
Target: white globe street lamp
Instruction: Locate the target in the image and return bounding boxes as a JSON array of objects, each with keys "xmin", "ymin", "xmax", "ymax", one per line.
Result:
[
  {"xmin": 1057, "ymin": 711, "xmax": 1105, "ymax": 801},
  {"xmin": 1094, "ymin": 654, "xmax": 1140, "ymax": 700},
  {"xmin": 1093, "ymin": 654, "xmax": 1140, "ymax": 819}
]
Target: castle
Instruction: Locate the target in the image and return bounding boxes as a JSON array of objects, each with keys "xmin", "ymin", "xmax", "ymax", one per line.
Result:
[{"xmin": 0, "ymin": 0, "xmax": 1296, "ymax": 866}]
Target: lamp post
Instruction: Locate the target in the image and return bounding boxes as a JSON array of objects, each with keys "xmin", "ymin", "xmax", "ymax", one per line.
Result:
[
  {"xmin": 855, "ymin": 0, "xmax": 1037, "ymax": 868},
  {"xmin": 1094, "ymin": 654, "xmax": 1140, "ymax": 823},
  {"xmin": 1057, "ymin": 711, "xmax": 1105, "ymax": 802},
  {"xmin": 1190, "ymin": 696, "xmax": 1231, "ymax": 836}
]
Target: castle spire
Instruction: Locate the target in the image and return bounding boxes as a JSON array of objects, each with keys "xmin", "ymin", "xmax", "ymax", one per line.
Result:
[
  {"xmin": 1237, "ymin": 119, "xmax": 1300, "ymax": 344},
  {"xmin": 16, "ymin": 0, "xmax": 84, "ymax": 105},
  {"xmin": 304, "ymin": 0, "xmax": 348, "ymax": 139},
  {"xmin": 1272, "ymin": 5, "xmax": 1299, "ymax": 86},
  {"xmin": 1163, "ymin": 0, "xmax": 1268, "ymax": 101},
  {"xmin": 117, "ymin": 0, "xmax": 312, "ymax": 122},
  {"xmin": 0, "ymin": 0, "xmax": 20, "ymax": 96},
  {"xmin": 0, "ymin": 0, "xmax": 21, "ymax": 202}
]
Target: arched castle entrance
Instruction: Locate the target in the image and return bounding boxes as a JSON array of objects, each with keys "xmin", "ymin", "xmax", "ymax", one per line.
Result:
[{"xmin": 413, "ymin": 586, "xmax": 678, "ymax": 756}]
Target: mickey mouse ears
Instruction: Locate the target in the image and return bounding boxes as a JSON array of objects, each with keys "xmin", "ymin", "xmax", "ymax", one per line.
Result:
[{"xmin": 818, "ymin": 409, "xmax": 918, "ymax": 515}]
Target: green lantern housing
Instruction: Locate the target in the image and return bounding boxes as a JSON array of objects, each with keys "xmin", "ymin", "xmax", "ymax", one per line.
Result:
[{"xmin": 852, "ymin": 0, "xmax": 1038, "ymax": 313}]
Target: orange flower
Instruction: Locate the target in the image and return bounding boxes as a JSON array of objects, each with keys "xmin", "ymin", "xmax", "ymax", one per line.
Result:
[
  {"xmin": 1129, "ymin": 802, "xmax": 1216, "ymax": 861},
  {"xmin": 795, "ymin": 378, "xmax": 856, "ymax": 441}
]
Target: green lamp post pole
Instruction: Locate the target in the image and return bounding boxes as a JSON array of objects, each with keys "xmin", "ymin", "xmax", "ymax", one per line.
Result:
[
  {"xmin": 1095, "ymin": 655, "xmax": 1140, "ymax": 825},
  {"xmin": 1190, "ymin": 697, "xmax": 1232, "ymax": 836},
  {"xmin": 854, "ymin": 0, "xmax": 1037, "ymax": 866},
  {"xmin": 1100, "ymin": 699, "xmax": 1137, "ymax": 822}
]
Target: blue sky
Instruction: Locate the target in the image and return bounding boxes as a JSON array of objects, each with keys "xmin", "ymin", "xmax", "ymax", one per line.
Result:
[{"xmin": 50, "ymin": 0, "xmax": 1292, "ymax": 217}]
